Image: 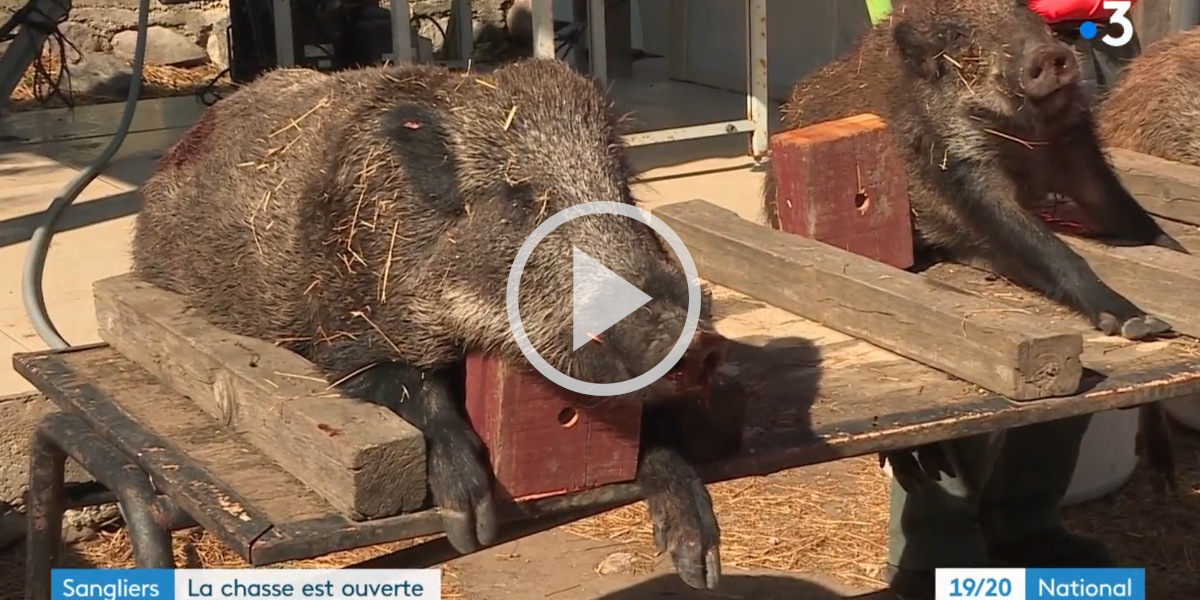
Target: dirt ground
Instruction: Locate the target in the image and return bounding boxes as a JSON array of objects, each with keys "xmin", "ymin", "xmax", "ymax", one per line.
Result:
[{"xmin": 1, "ymin": 425, "xmax": 1198, "ymax": 600}]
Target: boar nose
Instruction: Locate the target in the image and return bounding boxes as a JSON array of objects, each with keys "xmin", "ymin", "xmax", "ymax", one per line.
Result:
[{"xmin": 1021, "ymin": 44, "xmax": 1080, "ymax": 99}]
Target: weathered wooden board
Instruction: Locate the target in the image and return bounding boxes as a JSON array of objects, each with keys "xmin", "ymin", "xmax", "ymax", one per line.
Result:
[
  {"xmin": 653, "ymin": 199, "xmax": 1085, "ymax": 401},
  {"xmin": 1058, "ymin": 234, "xmax": 1200, "ymax": 339},
  {"xmin": 92, "ymin": 274, "xmax": 427, "ymax": 520},
  {"xmin": 920, "ymin": 261, "xmax": 1199, "ymax": 373},
  {"xmin": 1109, "ymin": 147, "xmax": 1200, "ymax": 227}
]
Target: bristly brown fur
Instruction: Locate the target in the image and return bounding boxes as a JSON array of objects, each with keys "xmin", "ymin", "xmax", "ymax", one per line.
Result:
[
  {"xmin": 763, "ymin": 0, "xmax": 1079, "ymax": 251},
  {"xmin": 133, "ymin": 59, "xmax": 697, "ymax": 397},
  {"xmin": 134, "ymin": 58, "xmax": 726, "ymax": 588},
  {"xmin": 1098, "ymin": 27, "xmax": 1200, "ymax": 167}
]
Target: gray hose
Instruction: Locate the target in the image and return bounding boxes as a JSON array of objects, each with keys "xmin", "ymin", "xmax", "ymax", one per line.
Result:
[{"xmin": 20, "ymin": 0, "xmax": 151, "ymax": 349}]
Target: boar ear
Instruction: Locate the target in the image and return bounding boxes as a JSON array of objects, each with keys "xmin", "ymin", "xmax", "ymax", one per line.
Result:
[{"xmin": 893, "ymin": 21, "xmax": 945, "ymax": 81}]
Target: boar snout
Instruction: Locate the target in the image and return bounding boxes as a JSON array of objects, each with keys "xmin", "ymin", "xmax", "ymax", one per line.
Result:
[
  {"xmin": 1021, "ymin": 43, "xmax": 1080, "ymax": 100},
  {"xmin": 653, "ymin": 329, "xmax": 728, "ymax": 399}
]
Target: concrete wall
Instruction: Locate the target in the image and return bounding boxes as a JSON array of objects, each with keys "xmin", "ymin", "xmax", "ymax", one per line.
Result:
[{"xmin": 664, "ymin": 0, "xmax": 874, "ymax": 103}]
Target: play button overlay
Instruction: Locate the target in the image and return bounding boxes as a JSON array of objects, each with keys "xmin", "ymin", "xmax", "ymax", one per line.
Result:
[
  {"xmin": 506, "ymin": 201, "xmax": 701, "ymax": 397},
  {"xmin": 572, "ymin": 247, "xmax": 653, "ymax": 351}
]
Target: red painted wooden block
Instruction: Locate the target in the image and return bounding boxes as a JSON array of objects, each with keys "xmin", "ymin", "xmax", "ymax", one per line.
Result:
[
  {"xmin": 770, "ymin": 113, "xmax": 915, "ymax": 269},
  {"xmin": 464, "ymin": 353, "xmax": 642, "ymax": 502}
]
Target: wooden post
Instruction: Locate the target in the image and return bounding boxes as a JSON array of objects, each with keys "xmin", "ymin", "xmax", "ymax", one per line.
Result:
[{"xmin": 1131, "ymin": 0, "xmax": 1174, "ymax": 47}]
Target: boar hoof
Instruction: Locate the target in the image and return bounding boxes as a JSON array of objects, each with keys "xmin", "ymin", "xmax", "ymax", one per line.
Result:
[
  {"xmin": 1096, "ymin": 312, "xmax": 1172, "ymax": 340},
  {"xmin": 645, "ymin": 463, "xmax": 721, "ymax": 589},
  {"xmin": 427, "ymin": 424, "xmax": 499, "ymax": 553}
]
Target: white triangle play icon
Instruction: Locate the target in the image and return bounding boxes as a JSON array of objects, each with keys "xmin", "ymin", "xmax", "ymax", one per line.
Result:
[{"xmin": 572, "ymin": 246, "xmax": 652, "ymax": 351}]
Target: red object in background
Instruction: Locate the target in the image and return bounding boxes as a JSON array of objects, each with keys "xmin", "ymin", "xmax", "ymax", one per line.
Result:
[
  {"xmin": 770, "ymin": 113, "xmax": 915, "ymax": 270},
  {"xmin": 1029, "ymin": 0, "xmax": 1141, "ymax": 24},
  {"xmin": 464, "ymin": 353, "xmax": 642, "ymax": 503}
]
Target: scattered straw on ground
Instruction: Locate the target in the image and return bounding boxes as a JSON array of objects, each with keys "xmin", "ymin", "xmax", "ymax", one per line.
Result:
[
  {"xmin": 6, "ymin": 47, "xmax": 232, "ymax": 113},
  {"xmin": 565, "ymin": 457, "xmax": 894, "ymax": 591}
]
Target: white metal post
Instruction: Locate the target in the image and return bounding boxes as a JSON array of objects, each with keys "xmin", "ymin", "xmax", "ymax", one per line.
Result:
[
  {"xmin": 747, "ymin": 0, "xmax": 769, "ymax": 159},
  {"xmin": 389, "ymin": 0, "xmax": 415, "ymax": 64},
  {"xmin": 588, "ymin": 0, "xmax": 609, "ymax": 88},
  {"xmin": 532, "ymin": 0, "xmax": 557, "ymax": 59},
  {"xmin": 273, "ymin": 0, "xmax": 297, "ymax": 67}
]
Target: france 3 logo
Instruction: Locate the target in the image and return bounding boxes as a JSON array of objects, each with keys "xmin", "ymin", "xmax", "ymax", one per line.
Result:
[{"xmin": 1077, "ymin": 1, "xmax": 1135, "ymax": 47}]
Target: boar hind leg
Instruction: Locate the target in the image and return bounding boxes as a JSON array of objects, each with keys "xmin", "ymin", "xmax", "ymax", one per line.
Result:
[
  {"xmin": 941, "ymin": 159, "xmax": 1171, "ymax": 340},
  {"xmin": 1048, "ymin": 127, "xmax": 1187, "ymax": 253},
  {"xmin": 638, "ymin": 406, "xmax": 721, "ymax": 590},
  {"xmin": 336, "ymin": 361, "xmax": 498, "ymax": 553}
]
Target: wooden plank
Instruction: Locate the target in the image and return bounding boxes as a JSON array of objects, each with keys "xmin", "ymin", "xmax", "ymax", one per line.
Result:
[
  {"xmin": 1059, "ymin": 234, "xmax": 1200, "ymax": 338},
  {"xmin": 700, "ymin": 286, "xmax": 1200, "ymax": 482},
  {"xmin": 91, "ymin": 274, "xmax": 427, "ymax": 520},
  {"xmin": 1109, "ymin": 148, "xmax": 1200, "ymax": 227},
  {"xmin": 13, "ymin": 347, "xmax": 278, "ymax": 560},
  {"xmin": 920, "ymin": 262, "xmax": 1180, "ymax": 370},
  {"xmin": 652, "ymin": 199, "xmax": 1085, "ymax": 400}
]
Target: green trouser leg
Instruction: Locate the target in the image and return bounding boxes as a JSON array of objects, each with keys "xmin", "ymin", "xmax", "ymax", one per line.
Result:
[{"xmin": 887, "ymin": 414, "xmax": 1094, "ymax": 570}]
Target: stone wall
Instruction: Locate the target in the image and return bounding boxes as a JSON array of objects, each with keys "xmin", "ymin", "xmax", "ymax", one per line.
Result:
[
  {"xmin": 0, "ymin": 0, "xmax": 518, "ymax": 100},
  {"xmin": 1, "ymin": 0, "xmax": 229, "ymax": 66},
  {"xmin": 1, "ymin": 0, "xmax": 513, "ymax": 71}
]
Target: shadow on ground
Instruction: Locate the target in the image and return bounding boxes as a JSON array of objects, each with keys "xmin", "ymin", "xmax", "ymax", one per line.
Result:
[
  {"xmin": 0, "ymin": 190, "xmax": 142, "ymax": 249},
  {"xmin": 594, "ymin": 573, "xmax": 893, "ymax": 600}
]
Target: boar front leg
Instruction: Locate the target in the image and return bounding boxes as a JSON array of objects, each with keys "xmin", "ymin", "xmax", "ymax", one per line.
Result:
[
  {"xmin": 337, "ymin": 361, "xmax": 499, "ymax": 552},
  {"xmin": 1047, "ymin": 124, "xmax": 1188, "ymax": 254},
  {"xmin": 936, "ymin": 156, "xmax": 1170, "ymax": 340},
  {"xmin": 638, "ymin": 444, "xmax": 721, "ymax": 589}
]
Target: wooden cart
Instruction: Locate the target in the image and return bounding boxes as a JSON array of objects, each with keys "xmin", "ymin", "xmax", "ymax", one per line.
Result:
[{"xmin": 16, "ymin": 151, "xmax": 1200, "ymax": 600}]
